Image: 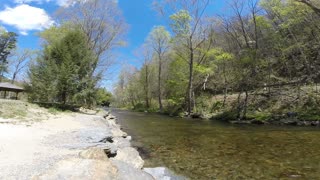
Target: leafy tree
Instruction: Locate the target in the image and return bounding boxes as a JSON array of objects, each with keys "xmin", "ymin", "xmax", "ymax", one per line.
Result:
[
  {"xmin": 113, "ymin": 0, "xmax": 320, "ymax": 121},
  {"xmin": 147, "ymin": 26, "xmax": 171, "ymax": 111},
  {"xmin": 29, "ymin": 29, "xmax": 98, "ymax": 107},
  {"xmin": 96, "ymin": 88, "xmax": 112, "ymax": 106},
  {"xmin": 0, "ymin": 30, "xmax": 17, "ymax": 81}
]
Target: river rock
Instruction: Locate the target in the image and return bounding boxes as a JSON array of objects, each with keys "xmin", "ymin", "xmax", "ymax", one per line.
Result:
[
  {"xmin": 96, "ymin": 110, "xmax": 109, "ymax": 118},
  {"xmin": 112, "ymin": 147, "xmax": 144, "ymax": 169},
  {"xmin": 297, "ymin": 121, "xmax": 311, "ymax": 126},
  {"xmin": 108, "ymin": 115, "xmax": 116, "ymax": 120},
  {"xmin": 144, "ymin": 167, "xmax": 186, "ymax": 180},
  {"xmin": 94, "ymin": 142, "xmax": 118, "ymax": 157},
  {"xmin": 113, "ymin": 136, "xmax": 131, "ymax": 148},
  {"xmin": 106, "ymin": 119, "xmax": 120, "ymax": 129},
  {"xmin": 125, "ymin": 135, "xmax": 132, "ymax": 141},
  {"xmin": 79, "ymin": 107, "xmax": 97, "ymax": 115},
  {"xmin": 311, "ymin": 121, "xmax": 320, "ymax": 126},
  {"xmin": 79, "ymin": 147, "xmax": 108, "ymax": 161},
  {"xmin": 111, "ymin": 160, "xmax": 154, "ymax": 180},
  {"xmin": 280, "ymin": 119, "xmax": 298, "ymax": 125},
  {"xmin": 230, "ymin": 120, "xmax": 251, "ymax": 124},
  {"xmin": 250, "ymin": 119, "xmax": 266, "ymax": 125},
  {"xmin": 34, "ymin": 158, "xmax": 118, "ymax": 180},
  {"xmin": 111, "ymin": 128, "xmax": 128, "ymax": 137}
]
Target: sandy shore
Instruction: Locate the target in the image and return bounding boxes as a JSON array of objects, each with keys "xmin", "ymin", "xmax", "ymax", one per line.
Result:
[
  {"xmin": 0, "ymin": 109, "xmax": 152, "ymax": 179},
  {"xmin": 0, "ymin": 99, "xmax": 184, "ymax": 180}
]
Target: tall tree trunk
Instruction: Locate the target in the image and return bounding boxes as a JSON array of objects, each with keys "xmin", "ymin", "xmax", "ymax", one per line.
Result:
[
  {"xmin": 236, "ymin": 91, "xmax": 242, "ymax": 120},
  {"xmin": 187, "ymin": 46, "xmax": 194, "ymax": 116},
  {"xmin": 243, "ymin": 90, "xmax": 249, "ymax": 120},
  {"xmin": 145, "ymin": 65, "xmax": 150, "ymax": 109},
  {"xmin": 222, "ymin": 63, "xmax": 227, "ymax": 108},
  {"xmin": 223, "ymin": 88, "xmax": 228, "ymax": 108},
  {"xmin": 158, "ymin": 54, "xmax": 163, "ymax": 112},
  {"xmin": 11, "ymin": 73, "xmax": 17, "ymax": 84},
  {"xmin": 62, "ymin": 91, "xmax": 67, "ymax": 105}
]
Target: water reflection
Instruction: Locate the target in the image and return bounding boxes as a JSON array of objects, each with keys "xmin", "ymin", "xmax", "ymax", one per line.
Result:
[{"xmin": 111, "ymin": 109, "xmax": 320, "ymax": 179}]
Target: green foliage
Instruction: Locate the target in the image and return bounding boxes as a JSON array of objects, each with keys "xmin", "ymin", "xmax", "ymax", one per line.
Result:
[
  {"xmin": 165, "ymin": 55, "xmax": 188, "ymax": 103},
  {"xmin": 297, "ymin": 94, "xmax": 320, "ymax": 121},
  {"xmin": 246, "ymin": 112, "xmax": 272, "ymax": 121},
  {"xmin": 38, "ymin": 23, "xmax": 74, "ymax": 46},
  {"xmin": 211, "ymin": 111, "xmax": 238, "ymax": 121},
  {"xmin": 96, "ymin": 88, "xmax": 112, "ymax": 106},
  {"xmin": 0, "ymin": 31, "xmax": 17, "ymax": 76},
  {"xmin": 133, "ymin": 103, "xmax": 145, "ymax": 112},
  {"xmin": 29, "ymin": 29, "xmax": 99, "ymax": 108},
  {"xmin": 147, "ymin": 26, "xmax": 171, "ymax": 47},
  {"xmin": 113, "ymin": 0, "xmax": 320, "ymax": 122},
  {"xmin": 48, "ymin": 107, "xmax": 62, "ymax": 115},
  {"xmin": 170, "ymin": 10, "xmax": 192, "ymax": 37}
]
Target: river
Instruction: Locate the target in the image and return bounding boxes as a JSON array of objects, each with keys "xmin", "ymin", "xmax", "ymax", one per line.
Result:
[{"xmin": 110, "ymin": 109, "xmax": 320, "ymax": 179}]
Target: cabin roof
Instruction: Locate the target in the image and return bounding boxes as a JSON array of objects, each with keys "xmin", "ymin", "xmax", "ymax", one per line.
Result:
[{"xmin": 0, "ymin": 82, "xmax": 24, "ymax": 92}]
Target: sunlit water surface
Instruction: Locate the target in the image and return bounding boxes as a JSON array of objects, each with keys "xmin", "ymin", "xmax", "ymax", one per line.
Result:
[{"xmin": 110, "ymin": 109, "xmax": 320, "ymax": 179}]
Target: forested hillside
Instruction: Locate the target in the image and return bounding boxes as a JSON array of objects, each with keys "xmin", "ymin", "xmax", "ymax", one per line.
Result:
[{"xmin": 113, "ymin": 0, "xmax": 320, "ymax": 123}]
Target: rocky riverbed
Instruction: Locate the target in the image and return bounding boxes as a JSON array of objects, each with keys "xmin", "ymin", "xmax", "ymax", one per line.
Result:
[{"xmin": 0, "ymin": 104, "xmax": 183, "ymax": 179}]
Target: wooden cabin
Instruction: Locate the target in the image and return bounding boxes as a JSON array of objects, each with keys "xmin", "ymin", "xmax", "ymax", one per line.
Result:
[{"xmin": 0, "ymin": 82, "xmax": 24, "ymax": 100}]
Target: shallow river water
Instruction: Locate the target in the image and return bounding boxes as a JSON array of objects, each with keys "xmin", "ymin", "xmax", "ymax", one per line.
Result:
[{"xmin": 111, "ymin": 109, "xmax": 320, "ymax": 179}]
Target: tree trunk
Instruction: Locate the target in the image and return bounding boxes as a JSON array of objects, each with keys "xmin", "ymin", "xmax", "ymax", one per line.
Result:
[
  {"xmin": 145, "ymin": 65, "xmax": 150, "ymax": 109},
  {"xmin": 158, "ymin": 54, "xmax": 163, "ymax": 112},
  {"xmin": 11, "ymin": 73, "xmax": 17, "ymax": 84},
  {"xmin": 243, "ymin": 90, "xmax": 249, "ymax": 120},
  {"xmin": 223, "ymin": 88, "xmax": 228, "ymax": 108},
  {"xmin": 62, "ymin": 91, "xmax": 67, "ymax": 105},
  {"xmin": 187, "ymin": 46, "xmax": 194, "ymax": 116},
  {"xmin": 222, "ymin": 62, "xmax": 227, "ymax": 108},
  {"xmin": 236, "ymin": 91, "xmax": 242, "ymax": 120}
]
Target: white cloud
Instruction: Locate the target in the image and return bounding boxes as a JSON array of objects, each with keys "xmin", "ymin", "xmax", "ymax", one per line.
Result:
[
  {"xmin": 0, "ymin": 4, "xmax": 54, "ymax": 35},
  {"xmin": 56, "ymin": 0, "xmax": 73, "ymax": 7}
]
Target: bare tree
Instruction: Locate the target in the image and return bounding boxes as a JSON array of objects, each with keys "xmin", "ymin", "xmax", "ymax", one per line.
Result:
[
  {"xmin": 9, "ymin": 49, "xmax": 34, "ymax": 83},
  {"xmin": 57, "ymin": 0, "xmax": 127, "ymax": 77}
]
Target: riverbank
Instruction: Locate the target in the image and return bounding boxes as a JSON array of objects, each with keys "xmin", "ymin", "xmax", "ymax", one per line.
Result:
[
  {"xmin": 0, "ymin": 100, "xmax": 182, "ymax": 179},
  {"xmin": 128, "ymin": 107, "xmax": 320, "ymax": 127},
  {"xmin": 126, "ymin": 86, "xmax": 320, "ymax": 126}
]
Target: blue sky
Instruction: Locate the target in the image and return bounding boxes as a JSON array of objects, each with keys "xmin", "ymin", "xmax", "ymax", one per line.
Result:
[{"xmin": 0, "ymin": 0, "xmax": 225, "ymax": 89}]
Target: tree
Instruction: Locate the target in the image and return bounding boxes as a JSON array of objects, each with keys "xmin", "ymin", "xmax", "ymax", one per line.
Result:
[
  {"xmin": 135, "ymin": 44, "xmax": 155, "ymax": 109},
  {"xmin": 147, "ymin": 26, "xmax": 171, "ymax": 111},
  {"xmin": 38, "ymin": 23, "xmax": 73, "ymax": 46},
  {"xmin": 0, "ymin": 30, "xmax": 17, "ymax": 81},
  {"xmin": 296, "ymin": 0, "xmax": 320, "ymax": 16},
  {"xmin": 170, "ymin": 3, "xmax": 213, "ymax": 115},
  {"xmin": 96, "ymin": 88, "xmax": 112, "ymax": 107},
  {"xmin": 29, "ymin": 29, "xmax": 98, "ymax": 107},
  {"xmin": 9, "ymin": 49, "xmax": 34, "ymax": 83},
  {"xmin": 57, "ymin": 0, "xmax": 127, "ymax": 79}
]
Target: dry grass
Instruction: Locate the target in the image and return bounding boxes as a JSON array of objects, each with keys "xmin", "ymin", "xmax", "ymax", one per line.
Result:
[{"xmin": 0, "ymin": 99, "xmax": 53, "ymax": 122}]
